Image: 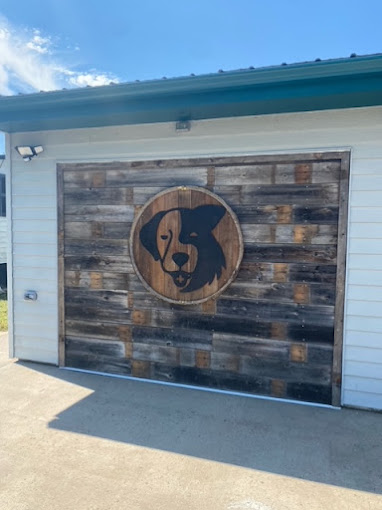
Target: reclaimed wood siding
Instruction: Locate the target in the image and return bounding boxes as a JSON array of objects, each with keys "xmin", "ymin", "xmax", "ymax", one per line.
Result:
[
  {"xmin": 59, "ymin": 153, "xmax": 347, "ymax": 405},
  {"xmin": 9, "ymin": 106, "xmax": 382, "ymax": 409}
]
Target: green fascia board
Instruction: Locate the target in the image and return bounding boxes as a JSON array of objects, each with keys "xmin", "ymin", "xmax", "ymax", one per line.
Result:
[{"xmin": 0, "ymin": 54, "xmax": 382, "ymax": 133}]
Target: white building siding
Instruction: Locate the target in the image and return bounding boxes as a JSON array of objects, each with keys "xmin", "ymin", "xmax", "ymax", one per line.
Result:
[
  {"xmin": 0, "ymin": 217, "xmax": 7, "ymax": 264},
  {"xmin": 0, "ymin": 164, "xmax": 7, "ymax": 264},
  {"xmin": 9, "ymin": 105, "xmax": 382, "ymax": 409}
]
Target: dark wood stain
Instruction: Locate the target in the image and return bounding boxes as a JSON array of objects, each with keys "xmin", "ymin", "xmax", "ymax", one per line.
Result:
[{"xmin": 58, "ymin": 152, "xmax": 349, "ymax": 405}]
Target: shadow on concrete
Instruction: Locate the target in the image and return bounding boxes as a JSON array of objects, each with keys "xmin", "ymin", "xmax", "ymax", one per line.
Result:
[{"xmin": 18, "ymin": 360, "xmax": 382, "ymax": 495}]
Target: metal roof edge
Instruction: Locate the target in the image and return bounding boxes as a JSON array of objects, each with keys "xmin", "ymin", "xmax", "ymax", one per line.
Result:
[
  {"xmin": 1, "ymin": 53, "xmax": 382, "ymax": 108},
  {"xmin": 1, "ymin": 54, "xmax": 382, "ymax": 132}
]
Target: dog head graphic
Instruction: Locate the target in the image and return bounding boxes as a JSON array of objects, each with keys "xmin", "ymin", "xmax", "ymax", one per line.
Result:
[{"xmin": 139, "ymin": 204, "xmax": 226, "ymax": 293}]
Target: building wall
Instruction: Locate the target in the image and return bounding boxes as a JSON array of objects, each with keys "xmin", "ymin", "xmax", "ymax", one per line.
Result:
[
  {"xmin": 8, "ymin": 105, "xmax": 382, "ymax": 409},
  {"xmin": 0, "ymin": 217, "xmax": 7, "ymax": 265},
  {"xmin": 0, "ymin": 164, "xmax": 7, "ymax": 265}
]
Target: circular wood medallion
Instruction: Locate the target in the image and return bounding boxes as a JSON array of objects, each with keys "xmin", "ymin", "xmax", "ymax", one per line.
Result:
[{"xmin": 130, "ymin": 186, "xmax": 243, "ymax": 304}]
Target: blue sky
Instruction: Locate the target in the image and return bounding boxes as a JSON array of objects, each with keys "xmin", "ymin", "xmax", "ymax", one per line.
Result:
[{"xmin": 0, "ymin": 0, "xmax": 382, "ymax": 152}]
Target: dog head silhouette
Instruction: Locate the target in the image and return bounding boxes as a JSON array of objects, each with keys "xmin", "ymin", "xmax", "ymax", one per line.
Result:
[{"xmin": 139, "ymin": 204, "xmax": 226, "ymax": 293}]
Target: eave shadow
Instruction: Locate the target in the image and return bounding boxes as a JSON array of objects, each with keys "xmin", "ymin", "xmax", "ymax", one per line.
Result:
[{"xmin": 18, "ymin": 360, "xmax": 382, "ymax": 495}]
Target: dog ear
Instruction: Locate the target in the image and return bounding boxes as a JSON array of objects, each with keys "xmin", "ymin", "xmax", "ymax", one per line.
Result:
[
  {"xmin": 192, "ymin": 205, "xmax": 226, "ymax": 231},
  {"xmin": 139, "ymin": 210, "xmax": 167, "ymax": 260}
]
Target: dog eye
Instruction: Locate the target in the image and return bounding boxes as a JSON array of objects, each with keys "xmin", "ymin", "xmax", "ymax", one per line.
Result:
[
  {"xmin": 160, "ymin": 235, "xmax": 168, "ymax": 240},
  {"xmin": 190, "ymin": 232, "xmax": 198, "ymax": 238}
]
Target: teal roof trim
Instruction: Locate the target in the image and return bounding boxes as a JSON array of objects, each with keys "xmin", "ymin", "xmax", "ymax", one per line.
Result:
[{"xmin": 0, "ymin": 54, "xmax": 382, "ymax": 133}]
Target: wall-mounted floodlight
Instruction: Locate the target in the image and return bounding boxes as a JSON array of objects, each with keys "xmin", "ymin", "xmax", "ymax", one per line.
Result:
[{"xmin": 15, "ymin": 145, "xmax": 44, "ymax": 162}]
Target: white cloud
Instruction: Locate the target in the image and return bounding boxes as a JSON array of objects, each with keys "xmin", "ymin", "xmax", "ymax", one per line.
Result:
[
  {"xmin": 0, "ymin": 17, "xmax": 119, "ymax": 96},
  {"xmin": 26, "ymin": 30, "xmax": 51, "ymax": 54},
  {"xmin": 69, "ymin": 73, "xmax": 118, "ymax": 87}
]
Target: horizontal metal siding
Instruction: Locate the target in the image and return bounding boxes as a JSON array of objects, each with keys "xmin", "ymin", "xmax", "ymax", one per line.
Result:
[{"xmin": 9, "ymin": 106, "xmax": 382, "ymax": 409}]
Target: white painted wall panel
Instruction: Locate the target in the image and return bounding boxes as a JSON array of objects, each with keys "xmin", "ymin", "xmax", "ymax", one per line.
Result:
[
  {"xmin": 347, "ymin": 269, "xmax": 382, "ymax": 286},
  {"xmin": 350, "ymin": 208, "xmax": 382, "ymax": 223},
  {"xmin": 346, "ymin": 346, "xmax": 382, "ymax": 364},
  {"xmin": 344, "ymin": 376, "xmax": 382, "ymax": 394},
  {"xmin": 345, "ymin": 360, "xmax": 382, "ymax": 379},
  {"xmin": 14, "ymin": 345, "xmax": 57, "ymax": 364},
  {"xmin": 342, "ymin": 390, "xmax": 382, "ymax": 410},
  {"xmin": 347, "ymin": 316, "xmax": 382, "ymax": 334},
  {"xmin": 0, "ymin": 217, "xmax": 7, "ymax": 264},
  {"xmin": 0, "ymin": 164, "xmax": 7, "ymax": 265},
  {"xmin": 347, "ymin": 285, "xmax": 382, "ymax": 301},
  {"xmin": 9, "ymin": 105, "xmax": 382, "ymax": 409}
]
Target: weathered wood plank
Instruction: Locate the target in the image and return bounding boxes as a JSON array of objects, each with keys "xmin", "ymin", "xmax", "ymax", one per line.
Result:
[
  {"xmin": 64, "ymin": 255, "xmax": 134, "ymax": 273},
  {"xmin": 286, "ymin": 382, "xmax": 332, "ymax": 404},
  {"xmin": 65, "ymin": 319, "xmax": 125, "ymax": 341},
  {"xmin": 240, "ymin": 356, "xmax": 332, "ymax": 385},
  {"xmin": 241, "ymin": 225, "xmax": 338, "ymax": 244},
  {"xmin": 65, "ymin": 204, "xmax": 134, "ymax": 222},
  {"xmin": 241, "ymin": 225, "xmax": 273, "ymax": 244},
  {"xmin": 149, "ymin": 309, "xmax": 272, "ymax": 338},
  {"xmin": 133, "ymin": 326, "xmax": 212, "ymax": 350},
  {"xmin": 287, "ymin": 323, "xmax": 334, "ymax": 344},
  {"xmin": 65, "ymin": 303, "xmax": 132, "ymax": 323},
  {"xmin": 308, "ymin": 344, "xmax": 333, "ymax": 365},
  {"xmin": 63, "ymin": 169, "xmax": 106, "ymax": 189},
  {"xmin": 310, "ymin": 284, "xmax": 336, "ymax": 306},
  {"xmin": 103, "ymin": 223, "xmax": 132, "ymax": 239},
  {"xmin": 332, "ymin": 152, "xmax": 350, "ymax": 406},
  {"xmin": 64, "ymin": 188, "xmax": 132, "ymax": 205},
  {"xmin": 222, "ymin": 282, "xmax": 295, "ymax": 302},
  {"xmin": 288, "ymin": 264, "xmax": 337, "ymax": 284},
  {"xmin": 65, "ymin": 239, "xmax": 128, "ymax": 256},
  {"xmin": 217, "ymin": 299, "xmax": 334, "ymax": 326},
  {"xmin": 275, "ymin": 161, "xmax": 340, "ymax": 184},
  {"xmin": 243, "ymin": 244, "xmax": 337, "ymax": 264},
  {"xmin": 131, "ymin": 291, "xmax": 202, "ymax": 313},
  {"xmin": 214, "ymin": 165, "xmax": 273, "ymax": 185},
  {"xmin": 58, "ymin": 153, "xmax": 345, "ymax": 175},
  {"xmin": 132, "ymin": 187, "xmax": 168, "ymax": 204},
  {"xmin": 64, "ymin": 222, "xmax": 93, "ymax": 239},
  {"xmin": 311, "ymin": 161, "xmax": 341, "ymax": 183},
  {"xmin": 275, "ymin": 163, "xmax": 309, "ymax": 184},
  {"xmin": 65, "ymin": 288, "xmax": 128, "ymax": 309},
  {"xmin": 235, "ymin": 262, "xmax": 275, "ymax": 283},
  {"xmin": 66, "ymin": 336, "xmax": 125, "ymax": 357},
  {"xmin": 65, "ymin": 337, "xmax": 131, "ymax": 375},
  {"xmin": 65, "ymin": 271, "xmax": 129, "ymax": 290},
  {"xmin": 133, "ymin": 343, "xmax": 178, "ymax": 365},
  {"xmin": 64, "ymin": 222, "xmax": 132, "ymax": 240},
  {"xmin": 106, "ymin": 167, "xmax": 208, "ymax": 187},
  {"xmin": 151, "ymin": 363, "xmax": 271, "ymax": 394},
  {"xmin": 210, "ymin": 352, "xmax": 240, "ymax": 372},
  {"xmin": 213, "ymin": 332, "xmax": 290, "ymax": 359},
  {"xmin": 215, "ymin": 183, "xmax": 339, "ymax": 206},
  {"xmin": 57, "ymin": 165, "xmax": 65, "ymax": 366},
  {"xmin": 234, "ymin": 205, "xmax": 278, "ymax": 224},
  {"xmin": 276, "ymin": 225, "xmax": 338, "ymax": 244},
  {"xmin": 293, "ymin": 206, "xmax": 338, "ymax": 224},
  {"xmin": 235, "ymin": 205, "xmax": 338, "ymax": 224}
]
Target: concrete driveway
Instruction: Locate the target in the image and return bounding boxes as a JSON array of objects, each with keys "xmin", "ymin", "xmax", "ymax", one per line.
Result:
[{"xmin": 0, "ymin": 333, "xmax": 381, "ymax": 510}]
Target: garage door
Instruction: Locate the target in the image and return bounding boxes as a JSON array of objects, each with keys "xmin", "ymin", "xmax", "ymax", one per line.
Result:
[{"xmin": 58, "ymin": 152, "xmax": 349, "ymax": 405}]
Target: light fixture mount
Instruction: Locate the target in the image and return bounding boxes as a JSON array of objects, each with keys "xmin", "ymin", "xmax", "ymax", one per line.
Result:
[
  {"xmin": 15, "ymin": 145, "xmax": 44, "ymax": 162},
  {"xmin": 175, "ymin": 120, "xmax": 191, "ymax": 132}
]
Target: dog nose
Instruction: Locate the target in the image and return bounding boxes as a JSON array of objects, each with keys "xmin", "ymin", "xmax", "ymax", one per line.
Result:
[{"xmin": 172, "ymin": 252, "xmax": 189, "ymax": 268}]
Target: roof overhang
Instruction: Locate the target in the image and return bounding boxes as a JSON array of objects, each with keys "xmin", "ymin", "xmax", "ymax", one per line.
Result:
[{"xmin": 0, "ymin": 54, "xmax": 382, "ymax": 133}]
